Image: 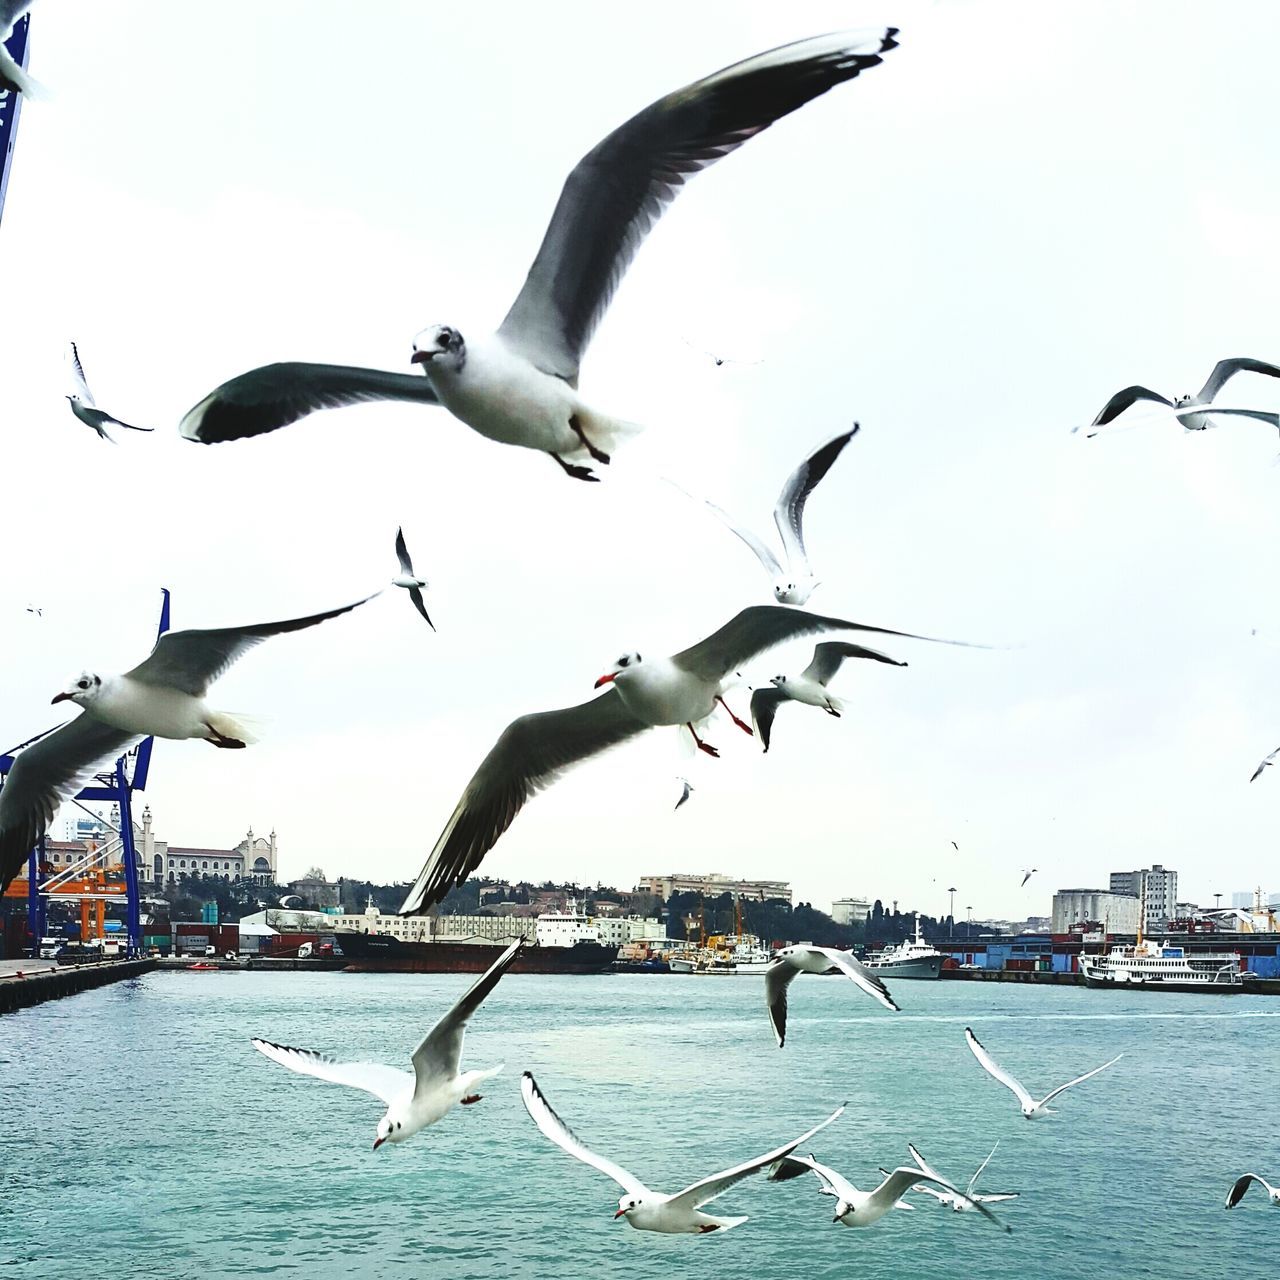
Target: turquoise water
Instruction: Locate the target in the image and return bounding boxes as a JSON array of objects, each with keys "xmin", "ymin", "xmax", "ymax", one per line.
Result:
[{"xmin": 2, "ymin": 971, "xmax": 1277, "ymax": 1280}]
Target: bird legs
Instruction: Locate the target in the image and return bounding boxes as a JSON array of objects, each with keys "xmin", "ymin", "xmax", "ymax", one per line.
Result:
[
  {"xmin": 686, "ymin": 723, "xmax": 720, "ymax": 758},
  {"xmin": 550, "ymin": 453, "xmax": 599, "ymax": 482},
  {"xmin": 460, "ymin": 1093, "xmax": 483, "ymax": 1105},
  {"xmin": 715, "ymin": 696, "xmax": 754, "ymax": 736},
  {"xmin": 204, "ymin": 728, "xmax": 247, "ymax": 749},
  {"xmin": 569, "ymin": 414, "xmax": 611, "ymax": 465}
]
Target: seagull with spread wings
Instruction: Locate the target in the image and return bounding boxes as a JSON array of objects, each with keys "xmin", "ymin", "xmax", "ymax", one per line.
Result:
[
  {"xmin": 1224, "ymin": 1172, "xmax": 1280, "ymax": 1210},
  {"xmin": 964, "ymin": 1027, "xmax": 1121, "ymax": 1119},
  {"xmin": 392, "ymin": 527, "xmax": 434, "ymax": 630},
  {"xmin": 1249, "ymin": 746, "xmax": 1279, "ymax": 783},
  {"xmin": 764, "ymin": 944, "xmax": 898, "ymax": 1048},
  {"xmin": 180, "ymin": 30, "xmax": 898, "ymax": 482},
  {"xmin": 66, "ymin": 341, "xmax": 153, "ymax": 441},
  {"xmin": 905, "ymin": 1141, "xmax": 1020, "ymax": 1213}
]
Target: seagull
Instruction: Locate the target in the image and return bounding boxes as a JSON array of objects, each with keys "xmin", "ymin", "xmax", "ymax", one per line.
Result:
[
  {"xmin": 964, "ymin": 1027, "xmax": 1121, "ymax": 1119},
  {"xmin": 252, "ymin": 938, "xmax": 522, "ymax": 1148},
  {"xmin": 65, "ymin": 341, "xmax": 153, "ymax": 441},
  {"xmin": 0, "ymin": 593, "xmax": 376, "ymax": 893},
  {"xmin": 25, "ymin": 606, "xmax": 41, "ymax": 617},
  {"xmin": 682, "ymin": 339, "xmax": 763, "ymax": 369},
  {"xmin": 765, "ymin": 944, "xmax": 898, "ymax": 1048},
  {"xmin": 769, "ymin": 1153, "xmax": 1010, "ymax": 1231},
  {"xmin": 179, "ymin": 29, "xmax": 899, "ymax": 483},
  {"xmin": 1224, "ymin": 1173, "xmax": 1280, "ymax": 1209},
  {"xmin": 1249, "ymin": 746, "xmax": 1279, "ymax": 783},
  {"xmin": 905, "ymin": 1141, "xmax": 1019, "ymax": 1213},
  {"xmin": 1020, "ymin": 868, "xmax": 1037, "ymax": 887},
  {"xmin": 750, "ymin": 639, "xmax": 906, "ymax": 752},
  {"xmin": 398, "ymin": 605, "xmax": 978, "ymax": 913},
  {"xmin": 674, "ymin": 777, "xmax": 694, "ymax": 811},
  {"xmin": 1083, "ymin": 358, "xmax": 1280, "ymax": 437},
  {"xmin": 392, "ymin": 527, "xmax": 434, "ymax": 630},
  {"xmin": 520, "ymin": 1071, "xmax": 844, "ymax": 1233},
  {"xmin": 0, "ymin": 3, "xmax": 42, "ymax": 98},
  {"xmin": 951, "ymin": 841, "xmax": 959, "ymax": 851},
  {"xmin": 674, "ymin": 426, "xmax": 859, "ymax": 604}
]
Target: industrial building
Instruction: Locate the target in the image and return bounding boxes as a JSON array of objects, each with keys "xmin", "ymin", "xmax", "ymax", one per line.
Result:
[
  {"xmin": 1109, "ymin": 864, "xmax": 1177, "ymax": 930},
  {"xmin": 1051, "ymin": 889, "xmax": 1141, "ymax": 935},
  {"xmin": 635, "ymin": 872, "xmax": 792, "ymax": 903}
]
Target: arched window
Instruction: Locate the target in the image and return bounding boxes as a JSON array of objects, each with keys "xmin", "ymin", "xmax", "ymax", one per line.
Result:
[
  {"xmin": 180, "ymin": 859, "xmax": 186, "ymax": 868},
  {"xmin": 202, "ymin": 860, "xmax": 209, "ymax": 869}
]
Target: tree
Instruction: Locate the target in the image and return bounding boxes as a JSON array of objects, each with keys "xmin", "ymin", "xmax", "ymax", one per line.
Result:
[{"xmin": 303, "ymin": 865, "xmax": 328, "ymax": 882}]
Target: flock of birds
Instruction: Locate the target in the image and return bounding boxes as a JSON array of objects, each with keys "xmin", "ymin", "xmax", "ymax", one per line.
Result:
[{"xmin": 3, "ymin": 11, "xmax": 1280, "ymax": 1235}]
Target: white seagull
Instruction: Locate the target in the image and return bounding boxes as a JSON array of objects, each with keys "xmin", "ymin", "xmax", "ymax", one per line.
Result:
[
  {"xmin": 749, "ymin": 639, "xmax": 906, "ymax": 753},
  {"xmin": 674, "ymin": 777, "xmax": 694, "ymax": 812},
  {"xmin": 66, "ymin": 341, "xmax": 153, "ymax": 441},
  {"xmin": 398, "ymin": 605, "xmax": 977, "ymax": 914},
  {"xmin": 768, "ymin": 1153, "xmax": 1010, "ymax": 1231},
  {"xmin": 521, "ymin": 1071, "xmax": 844, "ymax": 1233},
  {"xmin": 1249, "ymin": 746, "xmax": 1280, "ymax": 783},
  {"xmin": 392, "ymin": 526, "xmax": 434, "ymax": 630},
  {"xmin": 179, "ymin": 29, "xmax": 899, "ymax": 482},
  {"xmin": 765, "ymin": 944, "xmax": 899, "ymax": 1048},
  {"xmin": 1225, "ymin": 1173, "xmax": 1280, "ymax": 1209},
  {"xmin": 904, "ymin": 1141, "xmax": 1019, "ymax": 1213},
  {"xmin": 0, "ymin": 2, "xmax": 42, "ymax": 98},
  {"xmin": 252, "ymin": 938, "xmax": 522, "ymax": 1148},
  {"xmin": 677, "ymin": 425, "xmax": 860, "ymax": 603},
  {"xmin": 1020, "ymin": 868, "xmax": 1037, "ymax": 887},
  {"xmin": 1083, "ymin": 358, "xmax": 1280, "ymax": 437},
  {"xmin": 0, "ymin": 593, "xmax": 375, "ymax": 893},
  {"xmin": 964, "ymin": 1027, "xmax": 1121, "ymax": 1119}
]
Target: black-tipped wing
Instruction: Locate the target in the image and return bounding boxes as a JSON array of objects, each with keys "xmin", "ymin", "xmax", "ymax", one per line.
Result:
[
  {"xmin": 394, "ymin": 527, "xmax": 415, "ymax": 577},
  {"xmin": 66, "ymin": 340, "xmax": 95, "ymax": 406},
  {"xmin": 496, "ymin": 29, "xmax": 898, "ymax": 381},
  {"xmin": 406, "ymin": 586, "xmax": 435, "ymax": 631},
  {"xmin": 818, "ymin": 946, "xmax": 900, "ymax": 1012},
  {"xmin": 180, "ymin": 363, "xmax": 440, "ymax": 444},
  {"xmin": 1089, "ymin": 385, "xmax": 1172, "ymax": 428},
  {"xmin": 0, "ymin": 715, "xmax": 141, "ymax": 892},
  {"xmin": 412, "ymin": 938, "xmax": 523, "ymax": 1091},
  {"xmin": 774, "ymin": 424, "xmax": 859, "ymax": 571},
  {"xmin": 801, "ymin": 640, "xmax": 906, "ymax": 686},
  {"xmin": 674, "ymin": 778, "xmax": 693, "ymax": 811},
  {"xmin": 764, "ymin": 958, "xmax": 799, "ymax": 1047},
  {"xmin": 750, "ymin": 687, "xmax": 787, "ymax": 753},
  {"xmin": 1198, "ymin": 357, "xmax": 1280, "ymax": 403},
  {"xmin": 250, "ymin": 1038, "xmax": 411, "ymax": 1105},
  {"xmin": 126, "ymin": 594, "xmax": 377, "ymax": 697},
  {"xmin": 673, "ymin": 605, "xmax": 975, "ymax": 686},
  {"xmin": 1249, "ymin": 746, "xmax": 1280, "ymax": 783},
  {"xmin": 1225, "ymin": 1173, "xmax": 1274, "ymax": 1209},
  {"xmin": 398, "ymin": 691, "xmax": 649, "ymax": 914}
]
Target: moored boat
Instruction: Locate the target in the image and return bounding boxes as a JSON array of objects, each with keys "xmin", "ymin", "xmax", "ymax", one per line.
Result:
[
  {"xmin": 1079, "ymin": 939, "xmax": 1242, "ymax": 992},
  {"xmin": 864, "ymin": 914, "xmax": 943, "ymax": 979}
]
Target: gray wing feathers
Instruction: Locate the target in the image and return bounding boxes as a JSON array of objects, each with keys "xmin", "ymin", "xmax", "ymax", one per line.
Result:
[
  {"xmin": 801, "ymin": 640, "xmax": 906, "ymax": 685},
  {"xmin": 764, "ymin": 959, "xmax": 798, "ymax": 1047},
  {"xmin": 750, "ymin": 687, "xmax": 787, "ymax": 753},
  {"xmin": 497, "ymin": 29, "xmax": 898, "ymax": 380},
  {"xmin": 774, "ymin": 425, "xmax": 858, "ymax": 568},
  {"xmin": 394, "ymin": 527, "xmax": 415, "ymax": 577},
  {"xmin": 398, "ymin": 691, "xmax": 649, "ymax": 914},
  {"xmin": 1090, "ymin": 385, "xmax": 1172, "ymax": 427},
  {"xmin": 1198, "ymin": 357, "xmax": 1280, "ymax": 402}
]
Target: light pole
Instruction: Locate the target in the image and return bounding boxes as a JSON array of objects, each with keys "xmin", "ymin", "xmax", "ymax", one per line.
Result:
[
  {"xmin": 1213, "ymin": 893, "xmax": 1222, "ymax": 911},
  {"xmin": 948, "ymin": 887, "xmax": 956, "ymax": 937}
]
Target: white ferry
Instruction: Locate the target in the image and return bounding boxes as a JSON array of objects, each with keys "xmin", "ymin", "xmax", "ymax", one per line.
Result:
[
  {"xmin": 1079, "ymin": 939, "xmax": 1243, "ymax": 992},
  {"xmin": 864, "ymin": 914, "xmax": 944, "ymax": 979}
]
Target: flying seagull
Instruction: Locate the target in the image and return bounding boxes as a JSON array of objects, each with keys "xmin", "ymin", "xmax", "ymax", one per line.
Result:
[
  {"xmin": 769, "ymin": 1152, "xmax": 1010, "ymax": 1231},
  {"xmin": 905, "ymin": 1141, "xmax": 1019, "ymax": 1213},
  {"xmin": 951, "ymin": 840, "xmax": 959, "ymax": 851},
  {"xmin": 674, "ymin": 777, "xmax": 694, "ymax": 811},
  {"xmin": 398, "ymin": 605, "xmax": 979, "ymax": 914},
  {"xmin": 179, "ymin": 29, "xmax": 899, "ymax": 482},
  {"xmin": 750, "ymin": 639, "xmax": 906, "ymax": 752},
  {"xmin": 964, "ymin": 1027, "xmax": 1121, "ymax": 1119},
  {"xmin": 1083, "ymin": 358, "xmax": 1280, "ymax": 437},
  {"xmin": 252, "ymin": 938, "xmax": 522, "ymax": 1148},
  {"xmin": 0, "ymin": 592, "xmax": 376, "ymax": 893},
  {"xmin": 682, "ymin": 339, "xmax": 762, "ymax": 369},
  {"xmin": 0, "ymin": 3, "xmax": 42, "ymax": 98},
  {"xmin": 1224, "ymin": 1173, "xmax": 1280, "ymax": 1209},
  {"xmin": 66, "ymin": 342, "xmax": 153, "ymax": 441},
  {"xmin": 1249, "ymin": 746, "xmax": 1279, "ymax": 783},
  {"xmin": 392, "ymin": 527, "xmax": 434, "ymax": 630},
  {"xmin": 521, "ymin": 1071, "xmax": 844, "ymax": 1233},
  {"xmin": 675, "ymin": 425, "xmax": 860, "ymax": 603},
  {"xmin": 765, "ymin": 944, "xmax": 898, "ymax": 1048},
  {"xmin": 1020, "ymin": 868, "xmax": 1037, "ymax": 887}
]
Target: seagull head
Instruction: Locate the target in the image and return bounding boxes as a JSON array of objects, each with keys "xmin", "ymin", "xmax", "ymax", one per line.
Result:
[
  {"xmin": 594, "ymin": 652, "xmax": 642, "ymax": 688},
  {"xmin": 52, "ymin": 671, "xmax": 102, "ymax": 707},
  {"xmin": 411, "ymin": 325, "xmax": 466, "ymax": 373},
  {"xmin": 769, "ymin": 674, "xmax": 789, "ymax": 689},
  {"xmin": 833, "ymin": 1199, "xmax": 853, "ymax": 1222},
  {"xmin": 373, "ymin": 1112, "xmax": 398, "ymax": 1151},
  {"xmin": 773, "ymin": 578, "xmax": 815, "ymax": 605},
  {"xmin": 614, "ymin": 1194, "xmax": 642, "ymax": 1220}
]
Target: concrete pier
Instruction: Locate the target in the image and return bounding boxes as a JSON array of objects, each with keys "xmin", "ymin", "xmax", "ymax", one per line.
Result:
[{"xmin": 0, "ymin": 957, "xmax": 157, "ymax": 1014}]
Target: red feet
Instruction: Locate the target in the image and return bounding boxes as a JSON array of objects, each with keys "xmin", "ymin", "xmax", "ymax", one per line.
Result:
[
  {"xmin": 461, "ymin": 1093, "xmax": 482, "ymax": 1105},
  {"xmin": 716, "ymin": 696, "xmax": 754, "ymax": 736},
  {"xmin": 687, "ymin": 723, "xmax": 721, "ymax": 758}
]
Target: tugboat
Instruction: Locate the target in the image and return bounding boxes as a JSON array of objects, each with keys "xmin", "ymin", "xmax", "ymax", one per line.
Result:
[{"xmin": 864, "ymin": 914, "xmax": 943, "ymax": 979}]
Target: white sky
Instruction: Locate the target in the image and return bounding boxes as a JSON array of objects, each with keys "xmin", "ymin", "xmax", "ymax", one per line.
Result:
[{"xmin": 3, "ymin": 1, "xmax": 1279, "ymax": 920}]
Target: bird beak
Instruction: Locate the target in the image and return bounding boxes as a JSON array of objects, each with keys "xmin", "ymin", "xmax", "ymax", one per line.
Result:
[
  {"xmin": 613, "ymin": 1209, "xmax": 627, "ymax": 1219},
  {"xmin": 594, "ymin": 673, "xmax": 617, "ymax": 689},
  {"xmin": 373, "ymin": 1137, "xmax": 386, "ymax": 1151},
  {"xmin": 410, "ymin": 350, "xmax": 433, "ymax": 366},
  {"xmin": 51, "ymin": 692, "xmax": 72, "ymax": 704}
]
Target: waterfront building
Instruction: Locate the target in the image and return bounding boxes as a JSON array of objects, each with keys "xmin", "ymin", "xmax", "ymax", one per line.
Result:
[
  {"xmin": 1109, "ymin": 864, "xmax": 1177, "ymax": 930},
  {"xmin": 635, "ymin": 872, "xmax": 792, "ymax": 904},
  {"xmin": 286, "ymin": 870, "xmax": 339, "ymax": 908},
  {"xmin": 1051, "ymin": 889, "xmax": 1140, "ymax": 935},
  {"xmin": 830, "ymin": 896, "xmax": 871, "ymax": 926}
]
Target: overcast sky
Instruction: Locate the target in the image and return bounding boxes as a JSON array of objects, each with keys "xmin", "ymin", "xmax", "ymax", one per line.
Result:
[{"xmin": 3, "ymin": 1, "xmax": 1279, "ymax": 920}]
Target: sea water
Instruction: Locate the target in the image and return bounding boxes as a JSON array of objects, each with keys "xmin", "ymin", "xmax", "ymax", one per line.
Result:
[{"xmin": 1, "ymin": 970, "xmax": 1276, "ymax": 1280}]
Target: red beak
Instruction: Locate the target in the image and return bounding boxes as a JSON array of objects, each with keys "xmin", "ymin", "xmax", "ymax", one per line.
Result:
[
  {"xmin": 51, "ymin": 692, "xmax": 71, "ymax": 704},
  {"xmin": 594, "ymin": 673, "xmax": 616, "ymax": 689},
  {"xmin": 373, "ymin": 1137, "xmax": 386, "ymax": 1151},
  {"xmin": 410, "ymin": 350, "xmax": 431, "ymax": 366},
  {"xmin": 613, "ymin": 1208, "xmax": 626, "ymax": 1219}
]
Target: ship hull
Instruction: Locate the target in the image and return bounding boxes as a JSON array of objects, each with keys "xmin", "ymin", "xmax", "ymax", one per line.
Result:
[
  {"xmin": 865, "ymin": 955, "xmax": 942, "ymax": 979},
  {"xmin": 334, "ymin": 933, "xmax": 617, "ymax": 974},
  {"xmin": 1079, "ymin": 966, "xmax": 1242, "ymax": 993}
]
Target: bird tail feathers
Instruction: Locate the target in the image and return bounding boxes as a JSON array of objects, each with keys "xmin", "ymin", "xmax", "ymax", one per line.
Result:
[
  {"xmin": 206, "ymin": 711, "xmax": 265, "ymax": 746},
  {"xmin": 567, "ymin": 408, "xmax": 643, "ymax": 461}
]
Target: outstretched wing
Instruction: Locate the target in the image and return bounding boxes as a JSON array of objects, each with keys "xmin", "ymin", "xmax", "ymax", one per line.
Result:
[
  {"xmin": 66, "ymin": 340, "xmax": 95, "ymax": 406},
  {"xmin": 520, "ymin": 1072, "xmax": 648, "ymax": 1197},
  {"xmin": 749, "ymin": 687, "xmax": 787, "ymax": 753},
  {"xmin": 1088, "ymin": 384, "xmax": 1173, "ymax": 430},
  {"xmin": 394, "ymin": 527, "xmax": 415, "ymax": 577},
  {"xmin": 497, "ymin": 30, "xmax": 898, "ymax": 382},
  {"xmin": 250, "ymin": 1038, "xmax": 412, "ymax": 1105},
  {"xmin": 966, "ymin": 1140, "xmax": 1001, "ymax": 1197},
  {"xmin": 870, "ymin": 1168, "xmax": 1010, "ymax": 1232},
  {"xmin": 767, "ymin": 1152, "xmax": 859, "ymax": 1203},
  {"xmin": 180, "ymin": 363, "xmax": 440, "ymax": 444},
  {"xmin": 398, "ymin": 692, "xmax": 649, "ymax": 914},
  {"xmin": 1198, "ymin": 357, "xmax": 1280, "ymax": 403},
  {"xmin": 773, "ymin": 425, "xmax": 859, "ymax": 574},
  {"xmin": 764, "ymin": 957, "xmax": 799, "ymax": 1047},
  {"xmin": 125, "ymin": 594, "xmax": 377, "ymax": 697},
  {"xmin": 801, "ymin": 640, "xmax": 906, "ymax": 686},
  {"xmin": 817, "ymin": 947, "xmax": 899, "ymax": 1012},
  {"xmin": 1225, "ymin": 1173, "xmax": 1274, "ymax": 1209},
  {"xmin": 664, "ymin": 478, "xmax": 782, "ymax": 578},
  {"xmin": 1039, "ymin": 1053, "xmax": 1122, "ymax": 1107},
  {"xmin": 1249, "ymin": 746, "xmax": 1280, "ymax": 783},
  {"xmin": 964, "ymin": 1027, "xmax": 1034, "ymax": 1110}
]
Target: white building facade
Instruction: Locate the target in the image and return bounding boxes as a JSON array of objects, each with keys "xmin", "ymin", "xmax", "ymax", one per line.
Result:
[
  {"xmin": 830, "ymin": 896, "xmax": 871, "ymax": 925},
  {"xmin": 636, "ymin": 872, "xmax": 792, "ymax": 904},
  {"xmin": 1109, "ymin": 864, "xmax": 1178, "ymax": 930}
]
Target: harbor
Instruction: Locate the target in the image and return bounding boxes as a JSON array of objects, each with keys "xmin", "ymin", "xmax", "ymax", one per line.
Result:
[{"xmin": 0, "ymin": 955, "xmax": 156, "ymax": 1014}]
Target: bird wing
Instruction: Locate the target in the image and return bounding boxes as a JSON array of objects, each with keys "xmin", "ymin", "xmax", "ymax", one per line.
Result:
[
  {"xmin": 767, "ymin": 1152, "xmax": 859, "ymax": 1203},
  {"xmin": 817, "ymin": 947, "xmax": 899, "ymax": 1012},
  {"xmin": 0, "ymin": 715, "xmax": 140, "ymax": 893},
  {"xmin": 764, "ymin": 957, "xmax": 800, "ymax": 1047},
  {"xmin": 966, "ymin": 1140, "xmax": 1000, "ymax": 1197},
  {"xmin": 410, "ymin": 939, "xmax": 523, "ymax": 1092},
  {"xmin": 773, "ymin": 425, "xmax": 859, "ymax": 573},
  {"xmin": 964, "ymin": 1027, "xmax": 1034, "ymax": 1109},
  {"xmin": 398, "ymin": 691, "xmax": 649, "ymax": 914},
  {"xmin": 1197, "ymin": 357, "xmax": 1280, "ymax": 402},
  {"xmin": 125, "ymin": 593, "xmax": 376, "ymax": 697},
  {"xmin": 870, "ymin": 1169, "xmax": 1010, "ymax": 1232},
  {"xmin": 520, "ymin": 1072, "xmax": 649, "ymax": 1197},
  {"xmin": 1225, "ymin": 1173, "xmax": 1273, "ymax": 1209},
  {"xmin": 749, "ymin": 687, "xmax": 787, "ymax": 754},
  {"xmin": 907, "ymin": 1142, "xmax": 947, "ymax": 1184},
  {"xmin": 665, "ymin": 478, "xmax": 782, "ymax": 577},
  {"xmin": 1173, "ymin": 405, "xmax": 1280, "ymax": 427},
  {"xmin": 406, "ymin": 586, "xmax": 435, "ymax": 631},
  {"xmin": 673, "ymin": 604, "xmax": 976, "ymax": 685},
  {"xmin": 394, "ymin": 527, "xmax": 415, "ymax": 577},
  {"xmin": 1089, "ymin": 385, "xmax": 1173, "ymax": 428},
  {"xmin": 250, "ymin": 1038, "xmax": 411, "ymax": 1105},
  {"xmin": 801, "ymin": 640, "xmax": 906, "ymax": 686},
  {"xmin": 1020, "ymin": 871, "xmax": 1033, "ymax": 886},
  {"xmin": 495, "ymin": 29, "xmax": 898, "ymax": 382},
  {"xmin": 66, "ymin": 340, "xmax": 96, "ymax": 406},
  {"xmin": 674, "ymin": 778, "xmax": 692, "ymax": 811},
  {"xmin": 0, "ymin": 2, "xmax": 32, "ymax": 33},
  {"xmin": 668, "ymin": 1104, "xmax": 845, "ymax": 1212},
  {"xmin": 1039, "ymin": 1053, "xmax": 1122, "ymax": 1107},
  {"xmin": 180, "ymin": 363, "xmax": 440, "ymax": 444},
  {"xmin": 1249, "ymin": 746, "xmax": 1280, "ymax": 782}
]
